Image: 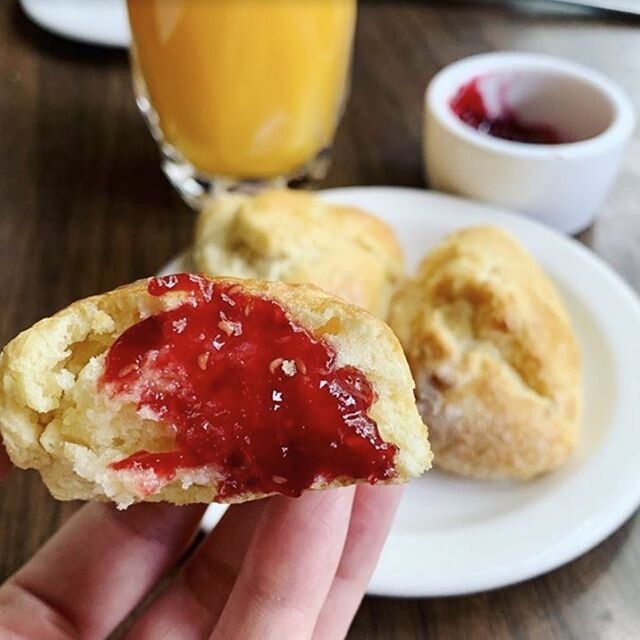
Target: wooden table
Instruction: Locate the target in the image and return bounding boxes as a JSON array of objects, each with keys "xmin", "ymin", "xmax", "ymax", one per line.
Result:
[{"xmin": 1, "ymin": 1, "xmax": 638, "ymax": 637}]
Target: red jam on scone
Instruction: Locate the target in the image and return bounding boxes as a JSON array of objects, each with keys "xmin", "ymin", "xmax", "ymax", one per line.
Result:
[{"xmin": 101, "ymin": 274, "xmax": 397, "ymax": 498}]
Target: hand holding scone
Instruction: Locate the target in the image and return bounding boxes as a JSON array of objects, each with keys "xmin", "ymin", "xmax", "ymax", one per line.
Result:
[
  {"xmin": 389, "ymin": 226, "xmax": 582, "ymax": 480},
  {"xmin": 0, "ymin": 478, "xmax": 403, "ymax": 639},
  {"xmin": 0, "ymin": 272, "xmax": 422, "ymax": 638}
]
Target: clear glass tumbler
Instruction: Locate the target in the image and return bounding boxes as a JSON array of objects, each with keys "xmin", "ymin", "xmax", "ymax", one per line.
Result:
[{"xmin": 127, "ymin": 0, "xmax": 357, "ymax": 207}]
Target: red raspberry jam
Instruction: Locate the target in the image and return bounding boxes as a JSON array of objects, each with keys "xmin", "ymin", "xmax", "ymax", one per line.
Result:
[
  {"xmin": 450, "ymin": 78, "xmax": 563, "ymax": 145},
  {"xmin": 102, "ymin": 274, "xmax": 397, "ymax": 498}
]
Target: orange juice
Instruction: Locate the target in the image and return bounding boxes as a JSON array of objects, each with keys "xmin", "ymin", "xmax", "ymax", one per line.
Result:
[{"xmin": 127, "ymin": 0, "xmax": 356, "ymax": 179}]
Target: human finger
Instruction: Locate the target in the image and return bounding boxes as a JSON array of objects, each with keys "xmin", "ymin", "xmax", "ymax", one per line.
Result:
[
  {"xmin": 210, "ymin": 487, "xmax": 356, "ymax": 640},
  {"xmin": 0, "ymin": 502, "xmax": 204, "ymax": 640},
  {"xmin": 125, "ymin": 500, "xmax": 266, "ymax": 640},
  {"xmin": 312, "ymin": 484, "xmax": 404, "ymax": 640}
]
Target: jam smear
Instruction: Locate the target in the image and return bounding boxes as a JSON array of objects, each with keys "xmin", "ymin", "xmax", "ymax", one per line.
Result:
[
  {"xmin": 451, "ymin": 78, "xmax": 563, "ymax": 145},
  {"xmin": 102, "ymin": 274, "xmax": 397, "ymax": 498}
]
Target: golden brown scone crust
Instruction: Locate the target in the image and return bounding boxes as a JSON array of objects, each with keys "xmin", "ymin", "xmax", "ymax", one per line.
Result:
[
  {"xmin": 193, "ymin": 189, "xmax": 404, "ymax": 318},
  {"xmin": 389, "ymin": 226, "xmax": 581, "ymax": 480},
  {"xmin": 0, "ymin": 277, "xmax": 430, "ymax": 508}
]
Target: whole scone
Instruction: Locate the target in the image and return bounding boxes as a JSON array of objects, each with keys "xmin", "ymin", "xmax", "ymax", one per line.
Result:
[
  {"xmin": 193, "ymin": 189, "xmax": 404, "ymax": 318},
  {"xmin": 389, "ymin": 226, "xmax": 581, "ymax": 480},
  {"xmin": 0, "ymin": 274, "xmax": 430, "ymax": 508}
]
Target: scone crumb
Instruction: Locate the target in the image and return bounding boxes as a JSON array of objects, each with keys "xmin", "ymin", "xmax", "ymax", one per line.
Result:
[
  {"xmin": 226, "ymin": 284, "xmax": 243, "ymax": 296},
  {"xmin": 172, "ymin": 318, "xmax": 187, "ymax": 333},
  {"xmin": 269, "ymin": 358, "xmax": 284, "ymax": 374},
  {"xmin": 197, "ymin": 352, "xmax": 209, "ymax": 371},
  {"xmin": 218, "ymin": 318, "xmax": 242, "ymax": 337},
  {"xmin": 269, "ymin": 358, "xmax": 298, "ymax": 377},
  {"xmin": 118, "ymin": 363, "xmax": 139, "ymax": 378},
  {"xmin": 281, "ymin": 359, "xmax": 297, "ymax": 377}
]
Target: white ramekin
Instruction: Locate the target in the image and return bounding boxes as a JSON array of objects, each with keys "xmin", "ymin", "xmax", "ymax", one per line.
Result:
[{"xmin": 425, "ymin": 52, "xmax": 636, "ymax": 234}]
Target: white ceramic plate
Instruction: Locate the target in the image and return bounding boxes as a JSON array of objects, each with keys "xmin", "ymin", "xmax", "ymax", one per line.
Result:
[
  {"xmin": 159, "ymin": 187, "xmax": 640, "ymax": 597},
  {"xmin": 20, "ymin": 0, "xmax": 130, "ymax": 48}
]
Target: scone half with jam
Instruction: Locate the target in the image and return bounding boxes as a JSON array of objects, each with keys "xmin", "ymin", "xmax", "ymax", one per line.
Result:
[{"xmin": 0, "ymin": 274, "xmax": 431, "ymax": 508}]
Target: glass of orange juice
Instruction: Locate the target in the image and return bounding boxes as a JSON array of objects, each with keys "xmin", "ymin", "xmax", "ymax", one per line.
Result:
[{"xmin": 126, "ymin": 0, "xmax": 357, "ymax": 205}]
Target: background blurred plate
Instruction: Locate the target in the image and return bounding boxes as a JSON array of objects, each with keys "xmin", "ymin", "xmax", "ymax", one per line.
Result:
[
  {"xmin": 160, "ymin": 187, "xmax": 640, "ymax": 597},
  {"xmin": 20, "ymin": 0, "xmax": 129, "ymax": 48}
]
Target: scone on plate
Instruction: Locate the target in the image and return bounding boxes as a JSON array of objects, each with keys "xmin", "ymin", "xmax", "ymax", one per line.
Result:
[
  {"xmin": 0, "ymin": 274, "xmax": 430, "ymax": 508},
  {"xmin": 192, "ymin": 189, "xmax": 404, "ymax": 318},
  {"xmin": 389, "ymin": 226, "xmax": 581, "ymax": 480}
]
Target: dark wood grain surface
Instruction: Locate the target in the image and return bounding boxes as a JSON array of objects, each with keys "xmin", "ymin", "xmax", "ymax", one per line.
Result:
[{"xmin": 1, "ymin": 1, "xmax": 639, "ymax": 638}]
